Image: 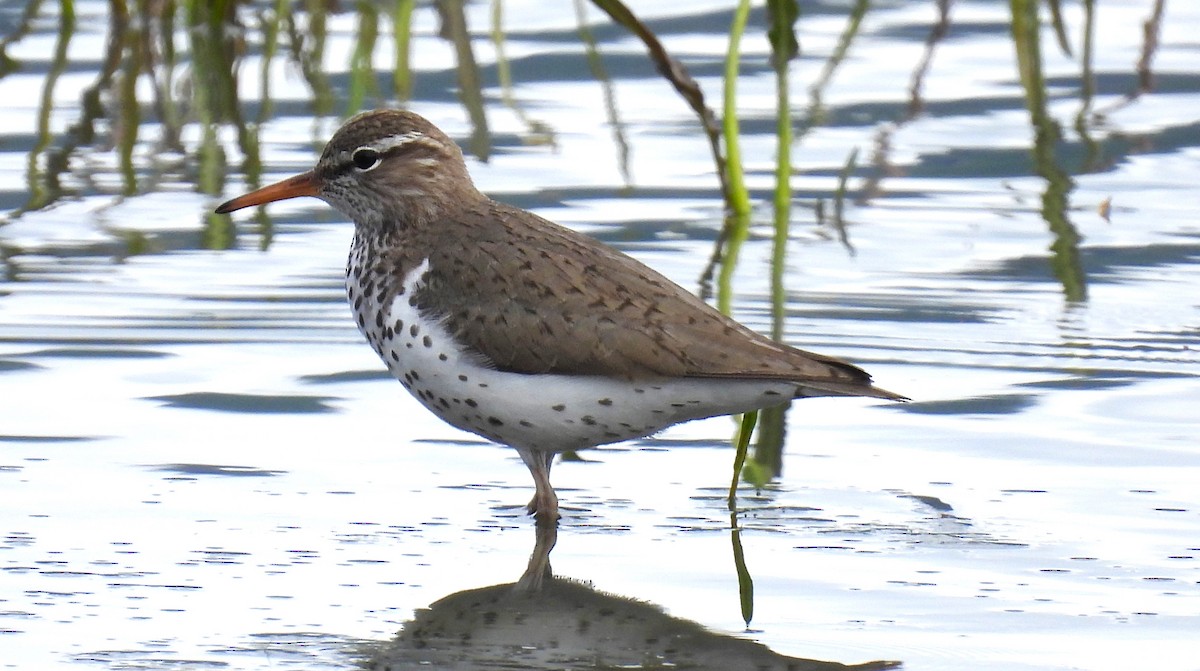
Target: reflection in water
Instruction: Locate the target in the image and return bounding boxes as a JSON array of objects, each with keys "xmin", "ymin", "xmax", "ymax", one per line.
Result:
[
  {"xmin": 1010, "ymin": 0, "xmax": 1086, "ymax": 303},
  {"xmin": 364, "ymin": 522, "xmax": 899, "ymax": 671}
]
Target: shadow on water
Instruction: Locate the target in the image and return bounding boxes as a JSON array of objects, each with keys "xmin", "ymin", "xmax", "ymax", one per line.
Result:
[{"xmin": 362, "ymin": 522, "xmax": 900, "ymax": 671}]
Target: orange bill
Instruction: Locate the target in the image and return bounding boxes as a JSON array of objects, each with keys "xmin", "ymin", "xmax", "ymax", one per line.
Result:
[{"xmin": 215, "ymin": 171, "xmax": 320, "ymax": 214}]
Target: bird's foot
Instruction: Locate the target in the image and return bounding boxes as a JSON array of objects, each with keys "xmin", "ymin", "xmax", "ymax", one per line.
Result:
[{"xmin": 526, "ymin": 490, "xmax": 560, "ymax": 524}]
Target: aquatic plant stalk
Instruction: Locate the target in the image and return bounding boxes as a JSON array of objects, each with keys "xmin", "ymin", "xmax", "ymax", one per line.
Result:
[
  {"xmin": 393, "ymin": 0, "xmax": 415, "ymax": 100},
  {"xmin": 728, "ymin": 411, "xmax": 756, "ymax": 624},
  {"xmin": 438, "ymin": 0, "xmax": 490, "ymax": 159},
  {"xmin": 589, "ymin": 0, "xmax": 731, "ymax": 205},
  {"xmin": 26, "ymin": 0, "xmax": 74, "ymax": 211},
  {"xmin": 1010, "ymin": 0, "xmax": 1086, "ymax": 302},
  {"xmin": 832, "ymin": 147, "xmax": 858, "ymax": 255},
  {"xmin": 573, "ymin": 0, "xmax": 630, "ymax": 184},
  {"xmin": 729, "ymin": 510, "xmax": 755, "ymax": 626},
  {"xmin": 721, "ymin": 0, "xmax": 753, "ymax": 228},
  {"xmin": 348, "ymin": 0, "xmax": 382, "ymax": 114},
  {"xmin": 751, "ymin": 0, "xmax": 801, "ymax": 480}
]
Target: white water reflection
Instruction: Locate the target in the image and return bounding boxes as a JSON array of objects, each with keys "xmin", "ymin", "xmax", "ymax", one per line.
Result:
[{"xmin": 1, "ymin": 1, "xmax": 1198, "ymax": 670}]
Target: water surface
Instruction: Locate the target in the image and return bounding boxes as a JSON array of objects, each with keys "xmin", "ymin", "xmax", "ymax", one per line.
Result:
[{"xmin": 1, "ymin": 1, "xmax": 1197, "ymax": 670}]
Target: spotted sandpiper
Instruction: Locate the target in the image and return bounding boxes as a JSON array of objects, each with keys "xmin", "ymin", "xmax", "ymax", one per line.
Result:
[{"xmin": 216, "ymin": 109, "xmax": 905, "ymax": 522}]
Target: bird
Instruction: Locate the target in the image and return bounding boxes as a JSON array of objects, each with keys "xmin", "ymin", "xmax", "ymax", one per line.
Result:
[{"xmin": 215, "ymin": 109, "xmax": 906, "ymax": 523}]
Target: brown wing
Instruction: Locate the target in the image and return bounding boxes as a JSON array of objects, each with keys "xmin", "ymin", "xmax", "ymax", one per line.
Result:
[{"xmin": 412, "ymin": 200, "xmax": 904, "ymax": 401}]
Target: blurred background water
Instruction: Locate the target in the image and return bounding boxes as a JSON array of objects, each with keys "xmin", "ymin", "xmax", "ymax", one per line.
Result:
[{"xmin": 0, "ymin": 1, "xmax": 1197, "ymax": 669}]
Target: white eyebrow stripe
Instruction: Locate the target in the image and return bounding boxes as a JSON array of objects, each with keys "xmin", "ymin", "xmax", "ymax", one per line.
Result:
[
  {"xmin": 335, "ymin": 131, "xmax": 431, "ymax": 169},
  {"xmin": 371, "ymin": 131, "xmax": 425, "ymax": 153}
]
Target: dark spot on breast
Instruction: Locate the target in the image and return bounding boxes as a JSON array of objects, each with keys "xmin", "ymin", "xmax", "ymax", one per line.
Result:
[
  {"xmin": 438, "ymin": 353, "xmax": 448, "ymax": 361},
  {"xmin": 487, "ymin": 417, "xmax": 503, "ymax": 426},
  {"xmin": 551, "ymin": 404, "xmax": 565, "ymax": 412},
  {"xmin": 580, "ymin": 415, "xmax": 597, "ymax": 426},
  {"xmin": 465, "ymin": 399, "xmax": 477, "ymax": 408},
  {"xmin": 422, "ymin": 335, "xmax": 432, "ymax": 348},
  {"xmin": 598, "ymin": 398, "xmax": 613, "ymax": 406},
  {"xmin": 458, "ymin": 374, "xmax": 468, "ymax": 382},
  {"xmin": 410, "ymin": 324, "xmax": 420, "ymax": 337}
]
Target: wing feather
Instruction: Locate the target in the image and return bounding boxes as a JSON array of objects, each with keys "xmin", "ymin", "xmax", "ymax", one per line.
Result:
[{"xmin": 403, "ymin": 201, "xmax": 904, "ymax": 401}]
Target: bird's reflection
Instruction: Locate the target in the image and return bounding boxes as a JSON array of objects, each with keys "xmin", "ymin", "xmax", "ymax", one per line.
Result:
[{"xmin": 363, "ymin": 521, "xmax": 899, "ymax": 670}]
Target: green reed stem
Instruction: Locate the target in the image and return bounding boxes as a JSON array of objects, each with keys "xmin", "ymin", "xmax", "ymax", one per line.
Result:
[
  {"xmin": 728, "ymin": 410, "xmax": 756, "ymax": 625},
  {"xmin": 715, "ymin": 0, "xmax": 753, "ymax": 321},
  {"xmin": 718, "ymin": 8, "xmax": 759, "ymax": 619},
  {"xmin": 440, "ymin": 0, "xmax": 489, "ymax": 159},
  {"xmin": 728, "ymin": 411, "xmax": 757, "ymax": 509},
  {"xmin": 348, "ymin": 0, "xmax": 381, "ymax": 114},
  {"xmin": 492, "ymin": 1, "xmax": 512, "ymax": 95},
  {"xmin": 769, "ymin": 6, "xmax": 795, "ymax": 343},
  {"xmin": 393, "ymin": 0, "xmax": 415, "ymax": 100},
  {"xmin": 749, "ymin": 0, "xmax": 800, "ymax": 483},
  {"xmin": 1010, "ymin": 0, "xmax": 1086, "ymax": 302},
  {"xmin": 574, "ymin": 0, "xmax": 630, "ymax": 183},
  {"xmin": 26, "ymin": 0, "xmax": 74, "ymax": 211},
  {"xmin": 721, "ymin": 0, "xmax": 752, "ymax": 226},
  {"xmin": 832, "ymin": 147, "xmax": 858, "ymax": 255},
  {"xmin": 117, "ymin": 18, "xmax": 140, "ymax": 197},
  {"xmin": 257, "ymin": 0, "xmax": 289, "ymax": 122},
  {"xmin": 729, "ymin": 510, "xmax": 755, "ymax": 626},
  {"xmin": 1074, "ymin": 0, "xmax": 1098, "ymax": 171}
]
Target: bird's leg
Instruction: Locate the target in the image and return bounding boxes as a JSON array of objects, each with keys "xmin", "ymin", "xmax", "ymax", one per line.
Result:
[
  {"xmin": 514, "ymin": 519, "xmax": 558, "ymax": 593},
  {"xmin": 518, "ymin": 449, "xmax": 560, "ymax": 522}
]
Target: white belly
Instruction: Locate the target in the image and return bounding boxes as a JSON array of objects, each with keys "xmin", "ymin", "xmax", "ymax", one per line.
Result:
[{"xmin": 350, "ymin": 258, "xmax": 796, "ymax": 452}]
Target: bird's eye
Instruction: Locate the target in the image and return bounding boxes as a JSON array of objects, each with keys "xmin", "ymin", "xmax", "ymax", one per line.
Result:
[{"xmin": 352, "ymin": 147, "xmax": 381, "ymax": 171}]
